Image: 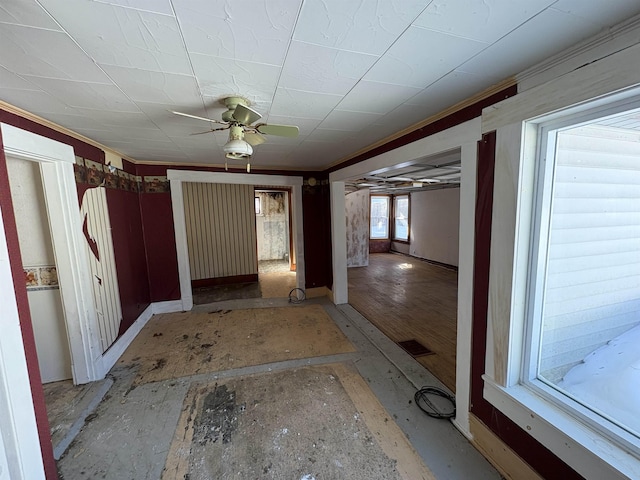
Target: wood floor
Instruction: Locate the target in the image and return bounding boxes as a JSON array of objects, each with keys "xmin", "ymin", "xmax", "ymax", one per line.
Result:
[{"xmin": 348, "ymin": 253, "xmax": 458, "ymax": 392}]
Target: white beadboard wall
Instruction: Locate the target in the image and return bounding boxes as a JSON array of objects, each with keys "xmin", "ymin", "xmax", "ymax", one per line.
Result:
[
  {"xmin": 80, "ymin": 187, "xmax": 122, "ymax": 353},
  {"xmin": 183, "ymin": 182, "xmax": 257, "ymax": 280},
  {"xmin": 540, "ymin": 126, "xmax": 640, "ymax": 380}
]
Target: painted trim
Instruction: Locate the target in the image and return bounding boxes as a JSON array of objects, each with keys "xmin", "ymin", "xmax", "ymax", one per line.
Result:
[
  {"xmin": 101, "ymin": 304, "xmax": 152, "ymax": 371},
  {"xmin": 330, "ymin": 181, "xmax": 348, "ymax": 304},
  {"xmin": 167, "ymin": 170, "xmax": 305, "ymax": 310},
  {"xmin": 1, "ymin": 123, "xmax": 103, "ymax": 384},
  {"xmin": 152, "ymin": 299, "xmax": 185, "ymax": 314},
  {"xmin": 484, "ymin": 379, "xmax": 638, "ymax": 480},
  {"xmin": 329, "ymin": 118, "xmax": 482, "ymax": 438},
  {"xmin": 0, "ymin": 202, "xmax": 45, "ymax": 479}
]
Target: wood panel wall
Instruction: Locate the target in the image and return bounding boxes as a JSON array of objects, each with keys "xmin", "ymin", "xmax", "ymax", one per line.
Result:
[
  {"xmin": 80, "ymin": 187, "xmax": 122, "ymax": 353},
  {"xmin": 183, "ymin": 182, "xmax": 257, "ymax": 281}
]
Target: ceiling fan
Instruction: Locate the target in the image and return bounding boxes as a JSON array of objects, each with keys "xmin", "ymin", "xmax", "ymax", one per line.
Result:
[{"xmin": 171, "ymin": 96, "xmax": 299, "ymax": 170}]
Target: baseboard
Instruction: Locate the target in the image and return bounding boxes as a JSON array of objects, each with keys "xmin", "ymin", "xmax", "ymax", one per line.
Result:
[
  {"xmin": 469, "ymin": 414, "xmax": 543, "ymax": 480},
  {"xmin": 101, "ymin": 300, "xmax": 184, "ymax": 373},
  {"xmin": 152, "ymin": 299, "xmax": 184, "ymax": 314},
  {"xmin": 101, "ymin": 304, "xmax": 153, "ymax": 373}
]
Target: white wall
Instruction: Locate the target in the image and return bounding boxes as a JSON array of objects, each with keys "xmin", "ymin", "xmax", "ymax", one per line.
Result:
[
  {"xmin": 345, "ymin": 189, "xmax": 369, "ymax": 267},
  {"xmin": 409, "ymin": 187, "xmax": 460, "ymax": 266}
]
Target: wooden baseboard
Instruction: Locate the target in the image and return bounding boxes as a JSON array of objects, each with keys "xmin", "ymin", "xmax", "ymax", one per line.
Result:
[
  {"xmin": 306, "ymin": 286, "xmax": 330, "ymax": 299},
  {"xmin": 469, "ymin": 414, "xmax": 543, "ymax": 480}
]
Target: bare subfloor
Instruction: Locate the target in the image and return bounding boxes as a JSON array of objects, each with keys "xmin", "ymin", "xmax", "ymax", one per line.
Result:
[{"xmin": 53, "ymin": 298, "xmax": 500, "ymax": 480}]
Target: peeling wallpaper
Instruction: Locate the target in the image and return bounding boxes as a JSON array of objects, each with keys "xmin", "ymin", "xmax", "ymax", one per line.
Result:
[{"xmin": 345, "ymin": 189, "xmax": 369, "ymax": 267}]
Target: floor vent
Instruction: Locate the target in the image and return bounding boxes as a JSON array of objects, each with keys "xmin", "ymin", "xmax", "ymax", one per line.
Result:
[{"xmin": 398, "ymin": 339, "xmax": 434, "ymax": 357}]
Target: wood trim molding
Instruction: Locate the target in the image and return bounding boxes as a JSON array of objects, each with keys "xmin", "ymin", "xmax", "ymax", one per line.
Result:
[{"xmin": 470, "ymin": 414, "xmax": 543, "ymax": 480}]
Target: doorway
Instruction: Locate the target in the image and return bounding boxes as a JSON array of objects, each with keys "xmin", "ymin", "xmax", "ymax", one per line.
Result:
[
  {"xmin": 7, "ymin": 155, "xmax": 72, "ymax": 383},
  {"xmin": 255, "ymin": 188, "xmax": 296, "ymax": 298}
]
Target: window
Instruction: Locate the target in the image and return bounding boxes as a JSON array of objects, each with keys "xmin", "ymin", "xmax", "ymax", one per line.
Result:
[
  {"xmin": 370, "ymin": 196, "xmax": 389, "ymax": 239},
  {"xmin": 524, "ymin": 102, "xmax": 640, "ymax": 449},
  {"xmin": 393, "ymin": 195, "xmax": 409, "ymax": 241}
]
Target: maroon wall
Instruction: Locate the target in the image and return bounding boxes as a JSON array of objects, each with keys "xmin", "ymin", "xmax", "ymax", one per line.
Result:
[
  {"xmin": 471, "ymin": 132, "xmax": 583, "ymax": 479},
  {"xmin": 0, "ymin": 129, "xmax": 57, "ymax": 479},
  {"xmin": 106, "ymin": 185, "xmax": 152, "ymax": 333},
  {"xmin": 302, "ymin": 181, "xmax": 333, "ymax": 289}
]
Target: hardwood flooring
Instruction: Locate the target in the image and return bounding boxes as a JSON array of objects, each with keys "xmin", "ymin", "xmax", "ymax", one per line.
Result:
[{"xmin": 348, "ymin": 253, "xmax": 458, "ymax": 392}]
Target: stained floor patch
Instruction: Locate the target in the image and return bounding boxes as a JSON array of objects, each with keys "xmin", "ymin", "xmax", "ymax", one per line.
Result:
[{"xmin": 162, "ymin": 365, "xmax": 432, "ymax": 480}]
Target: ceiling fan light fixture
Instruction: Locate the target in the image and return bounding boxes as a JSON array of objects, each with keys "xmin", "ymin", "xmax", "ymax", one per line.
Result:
[{"xmin": 223, "ymin": 138, "xmax": 253, "ymax": 159}]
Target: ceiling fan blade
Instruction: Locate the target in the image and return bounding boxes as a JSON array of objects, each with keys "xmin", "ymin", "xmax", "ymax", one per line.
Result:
[
  {"xmin": 232, "ymin": 104, "xmax": 262, "ymax": 125},
  {"xmin": 244, "ymin": 131, "xmax": 266, "ymax": 146},
  {"xmin": 171, "ymin": 110, "xmax": 226, "ymax": 124},
  {"xmin": 189, "ymin": 126, "xmax": 230, "ymax": 135},
  {"xmin": 256, "ymin": 123, "xmax": 299, "ymax": 137}
]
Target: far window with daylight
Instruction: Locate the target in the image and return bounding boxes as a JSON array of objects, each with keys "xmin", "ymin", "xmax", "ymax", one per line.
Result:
[
  {"xmin": 370, "ymin": 196, "xmax": 389, "ymax": 239},
  {"xmin": 526, "ymin": 101, "xmax": 640, "ymax": 446},
  {"xmin": 393, "ymin": 195, "xmax": 409, "ymax": 241}
]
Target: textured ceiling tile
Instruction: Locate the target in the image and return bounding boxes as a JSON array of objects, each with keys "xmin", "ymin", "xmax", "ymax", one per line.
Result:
[
  {"xmin": 336, "ymin": 81, "xmax": 422, "ymax": 114},
  {"xmin": 413, "ymin": 0, "xmax": 556, "ymax": 43},
  {"xmin": 294, "ymin": 0, "xmax": 432, "ymax": 55},
  {"xmin": 190, "ymin": 53, "xmax": 281, "ymax": 103},
  {"xmin": 97, "ymin": 0, "xmax": 175, "ymax": 15},
  {"xmin": 72, "ymin": 108, "xmax": 152, "ymax": 127},
  {"xmin": 4, "ymin": 88, "xmax": 73, "ymax": 116},
  {"xmin": 406, "ymin": 70, "xmax": 494, "ymax": 111},
  {"xmin": 0, "ymin": 24, "xmax": 112, "ymax": 82},
  {"xmin": 552, "ymin": 0, "xmax": 640, "ymax": 29},
  {"xmin": 101, "ymin": 65, "xmax": 201, "ymax": 104},
  {"xmin": 37, "ymin": 112, "xmax": 107, "ymax": 131},
  {"xmin": 172, "ymin": 0, "xmax": 302, "ymax": 65},
  {"xmin": 279, "ymin": 41, "xmax": 378, "ymax": 95},
  {"xmin": 39, "ymin": 0, "xmax": 191, "ymax": 74},
  {"xmin": 318, "ymin": 110, "xmax": 384, "ymax": 132},
  {"xmin": 0, "ymin": 65, "xmax": 40, "ymax": 90},
  {"xmin": 270, "ymin": 88, "xmax": 343, "ymax": 119},
  {"xmin": 458, "ymin": 8, "xmax": 606, "ymax": 81},
  {"xmin": 0, "ymin": 0, "xmax": 62, "ymax": 30},
  {"xmin": 23, "ymin": 76, "xmax": 140, "ymax": 112},
  {"xmin": 364, "ymin": 26, "xmax": 487, "ymax": 88}
]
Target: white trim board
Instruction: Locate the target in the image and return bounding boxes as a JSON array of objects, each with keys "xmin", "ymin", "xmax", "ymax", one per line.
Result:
[
  {"xmin": 0, "ymin": 199, "xmax": 46, "ymax": 479},
  {"xmin": 328, "ymin": 117, "xmax": 482, "ymax": 438},
  {"xmin": 167, "ymin": 170, "xmax": 305, "ymax": 311},
  {"xmin": 1, "ymin": 123, "xmax": 104, "ymax": 384}
]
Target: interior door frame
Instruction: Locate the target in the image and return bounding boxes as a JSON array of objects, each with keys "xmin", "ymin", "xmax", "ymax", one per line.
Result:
[
  {"xmin": 168, "ymin": 169, "xmax": 305, "ymax": 311},
  {"xmin": 1, "ymin": 123, "xmax": 104, "ymax": 384},
  {"xmin": 328, "ymin": 118, "xmax": 481, "ymax": 438}
]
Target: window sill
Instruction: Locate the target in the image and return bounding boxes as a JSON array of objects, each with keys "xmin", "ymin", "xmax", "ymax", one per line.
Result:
[{"xmin": 482, "ymin": 375, "xmax": 640, "ymax": 480}]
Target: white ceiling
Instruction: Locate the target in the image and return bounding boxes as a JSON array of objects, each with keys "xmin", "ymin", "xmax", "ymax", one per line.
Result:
[{"xmin": 1, "ymin": 0, "xmax": 639, "ymax": 171}]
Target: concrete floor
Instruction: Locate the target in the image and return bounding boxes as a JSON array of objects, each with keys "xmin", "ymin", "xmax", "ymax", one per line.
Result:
[{"xmin": 49, "ymin": 297, "xmax": 500, "ymax": 480}]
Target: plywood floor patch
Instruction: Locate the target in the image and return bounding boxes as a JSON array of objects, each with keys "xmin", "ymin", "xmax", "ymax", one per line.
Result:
[
  {"xmin": 163, "ymin": 364, "xmax": 434, "ymax": 480},
  {"xmin": 118, "ymin": 304, "xmax": 355, "ymax": 385}
]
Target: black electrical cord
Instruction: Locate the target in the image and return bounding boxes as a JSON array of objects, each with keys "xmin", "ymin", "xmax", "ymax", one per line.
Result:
[
  {"xmin": 414, "ymin": 386, "xmax": 456, "ymax": 419},
  {"xmin": 288, "ymin": 287, "xmax": 306, "ymax": 304}
]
